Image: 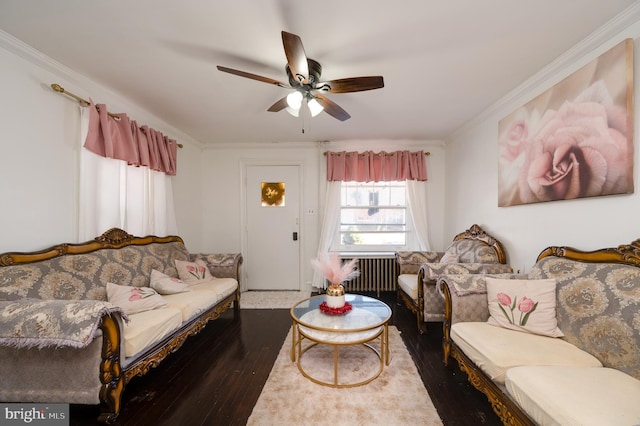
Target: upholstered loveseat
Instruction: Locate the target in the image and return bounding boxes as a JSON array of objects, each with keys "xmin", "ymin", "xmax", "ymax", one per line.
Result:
[
  {"xmin": 0, "ymin": 228, "xmax": 242, "ymax": 423},
  {"xmin": 395, "ymin": 224, "xmax": 512, "ymax": 333},
  {"xmin": 438, "ymin": 239, "xmax": 640, "ymax": 425}
]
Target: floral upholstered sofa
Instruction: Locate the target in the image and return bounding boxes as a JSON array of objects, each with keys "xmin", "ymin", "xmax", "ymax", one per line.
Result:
[
  {"xmin": 0, "ymin": 228, "xmax": 242, "ymax": 423},
  {"xmin": 395, "ymin": 224, "xmax": 512, "ymax": 333},
  {"xmin": 438, "ymin": 238, "xmax": 640, "ymax": 425}
]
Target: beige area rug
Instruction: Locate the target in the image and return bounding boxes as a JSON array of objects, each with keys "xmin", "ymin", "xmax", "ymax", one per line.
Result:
[
  {"xmin": 247, "ymin": 326, "xmax": 442, "ymax": 425},
  {"xmin": 240, "ymin": 291, "xmax": 310, "ymax": 309}
]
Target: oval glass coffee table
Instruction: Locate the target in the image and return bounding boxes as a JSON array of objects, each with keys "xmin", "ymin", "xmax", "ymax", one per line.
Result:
[{"xmin": 290, "ymin": 294, "xmax": 392, "ymax": 388}]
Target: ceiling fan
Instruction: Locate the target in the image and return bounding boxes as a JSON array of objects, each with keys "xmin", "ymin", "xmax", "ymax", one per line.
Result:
[{"xmin": 217, "ymin": 31, "xmax": 384, "ymax": 121}]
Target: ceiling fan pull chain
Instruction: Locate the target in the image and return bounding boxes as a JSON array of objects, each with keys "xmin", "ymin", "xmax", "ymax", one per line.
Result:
[{"xmin": 301, "ymin": 101, "xmax": 311, "ymax": 134}]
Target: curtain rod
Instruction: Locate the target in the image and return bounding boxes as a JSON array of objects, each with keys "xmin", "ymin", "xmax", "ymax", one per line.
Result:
[
  {"xmin": 323, "ymin": 151, "xmax": 430, "ymax": 156},
  {"xmin": 51, "ymin": 83, "xmax": 183, "ymax": 148}
]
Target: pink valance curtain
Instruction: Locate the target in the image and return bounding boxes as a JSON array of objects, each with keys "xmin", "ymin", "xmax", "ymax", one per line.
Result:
[
  {"xmin": 83, "ymin": 101, "xmax": 178, "ymax": 176},
  {"xmin": 326, "ymin": 150, "xmax": 428, "ymax": 182}
]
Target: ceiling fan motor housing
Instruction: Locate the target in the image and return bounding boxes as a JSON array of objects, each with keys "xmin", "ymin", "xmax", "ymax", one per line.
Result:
[{"xmin": 286, "ymin": 58, "xmax": 322, "ymax": 88}]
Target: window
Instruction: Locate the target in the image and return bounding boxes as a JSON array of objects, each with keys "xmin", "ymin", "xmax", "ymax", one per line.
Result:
[{"xmin": 335, "ymin": 181, "xmax": 413, "ymax": 251}]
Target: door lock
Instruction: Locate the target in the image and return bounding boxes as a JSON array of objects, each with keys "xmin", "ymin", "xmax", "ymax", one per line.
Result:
[{"xmin": 293, "ymin": 232, "xmax": 298, "ymax": 241}]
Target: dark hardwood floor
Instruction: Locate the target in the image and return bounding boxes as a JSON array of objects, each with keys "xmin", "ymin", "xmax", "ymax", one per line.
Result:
[{"xmin": 70, "ymin": 292, "xmax": 501, "ymax": 425}]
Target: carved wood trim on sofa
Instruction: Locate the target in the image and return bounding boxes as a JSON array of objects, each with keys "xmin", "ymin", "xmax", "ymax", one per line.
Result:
[
  {"xmin": 122, "ymin": 293, "xmax": 236, "ymax": 383},
  {"xmin": 452, "ymin": 223, "xmax": 508, "ymax": 265},
  {"xmin": 98, "ymin": 314, "xmax": 125, "ymax": 424},
  {"xmin": 0, "ymin": 228, "xmax": 185, "ymax": 266},
  {"xmin": 536, "ymin": 238, "xmax": 640, "ymax": 265},
  {"xmin": 450, "ymin": 343, "xmax": 535, "ymax": 426}
]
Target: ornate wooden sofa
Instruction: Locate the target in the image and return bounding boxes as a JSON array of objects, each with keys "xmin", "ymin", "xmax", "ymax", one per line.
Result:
[
  {"xmin": 438, "ymin": 238, "xmax": 640, "ymax": 425},
  {"xmin": 395, "ymin": 224, "xmax": 511, "ymax": 333},
  {"xmin": 0, "ymin": 228, "xmax": 242, "ymax": 423}
]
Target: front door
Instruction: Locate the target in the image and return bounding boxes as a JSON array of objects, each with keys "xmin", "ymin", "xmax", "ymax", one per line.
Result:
[{"xmin": 245, "ymin": 164, "xmax": 300, "ymax": 290}]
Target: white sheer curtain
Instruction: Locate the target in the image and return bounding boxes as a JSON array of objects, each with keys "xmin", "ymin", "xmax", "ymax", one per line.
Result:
[
  {"xmin": 312, "ymin": 181, "xmax": 342, "ymax": 289},
  {"xmin": 78, "ymin": 107, "xmax": 177, "ymax": 240},
  {"xmin": 406, "ymin": 180, "xmax": 431, "ymax": 250}
]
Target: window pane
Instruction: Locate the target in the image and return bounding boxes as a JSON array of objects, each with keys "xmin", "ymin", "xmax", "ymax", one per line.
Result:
[
  {"xmin": 341, "ymin": 182, "xmax": 406, "ymax": 207},
  {"xmin": 341, "ymin": 231, "xmax": 406, "ymax": 246},
  {"xmin": 340, "ymin": 208, "xmax": 406, "ymax": 225},
  {"xmin": 388, "ymin": 186, "xmax": 406, "ymax": 205},
  {"xmin": 338, "ymin": 181, "xmax": 409, "ymax": 250},
  {"xmin": 340, "ymin": 224, "xmax": 406, "ymax": 232}
]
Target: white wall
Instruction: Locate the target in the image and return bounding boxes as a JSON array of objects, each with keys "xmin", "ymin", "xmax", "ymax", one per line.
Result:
[
  {"xmin": 0, "ymin": 31, "xmax": 204, "ymax": 253},
  {"xmin": 201, "ymin": 139, "xmax": 444, "ymax": 292},
  {"xmin": 444, "ymin": 8, "xmax": 640, "ymax": 273}
]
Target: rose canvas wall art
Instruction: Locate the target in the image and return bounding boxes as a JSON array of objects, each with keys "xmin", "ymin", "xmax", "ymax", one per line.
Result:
[{"xmin": 498, "ymin": 38, "xmax": 634, "ymax": 207}]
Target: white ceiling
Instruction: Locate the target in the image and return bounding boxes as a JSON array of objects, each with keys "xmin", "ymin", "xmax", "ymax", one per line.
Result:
[{"xmin": 0, "ymin": 1, "xmax": 636, "ymax": 145}]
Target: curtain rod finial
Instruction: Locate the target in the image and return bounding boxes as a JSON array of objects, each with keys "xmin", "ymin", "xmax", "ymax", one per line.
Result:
[{"xmin": 51, "ymin": 83, "xmax": 64, "ymax": 93}]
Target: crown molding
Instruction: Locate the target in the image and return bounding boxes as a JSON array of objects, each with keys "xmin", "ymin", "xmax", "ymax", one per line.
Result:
[
  {"xmin": 204, "ymin": 139, "xmax": 444, "ymax": 151},
  {"xmin": 203, "ymin": 141, "xmax": 321, "ymax": 150},
  {"xmin": 0, "ymin": 29, "xmax": 73, "ymax": 76},
  {"xmin": 448, "ymin": 3, "xmax": 640, "ymax": 142}
]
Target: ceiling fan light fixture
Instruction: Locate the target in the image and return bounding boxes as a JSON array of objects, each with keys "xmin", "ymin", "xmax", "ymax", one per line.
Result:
[
  {"xmin": 307, "ymin": 98, "xmax": 324, "ymax": 117},
  {"xmin": 285, "ymin": 106, "xmax": 300, "ymax": 117},
  {"xmin": 286, "ymin": 91, "xmax": 303, "ymax": 109}
]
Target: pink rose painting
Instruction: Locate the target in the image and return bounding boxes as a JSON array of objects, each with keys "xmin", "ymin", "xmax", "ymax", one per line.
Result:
[{"xmin": 498, "ymin": 39, "xmax": 634, "ymax": 207}]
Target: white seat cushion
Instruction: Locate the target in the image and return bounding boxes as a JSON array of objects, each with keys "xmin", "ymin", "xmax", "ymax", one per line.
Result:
[
  {"xmin": 189, "ymin": 277, "xmax": 238, "ymax": 301},
  {"xmin": 123, "ymin": 307, "xmax": 182, "ymax": 358},
  {"xmin": 506, "ymin": 366, "xmax": 640, "ymax": 426},
  {"xmin": 451, "ymin": 322, "xmax": 602, "ymax": 384},
  {"xmin": 398, "ymin": 274, "xmax": 418, "ymax": 300},
  {"xmin": 163, "ymin": 289, "xmax": 221, "ymax": 322}
]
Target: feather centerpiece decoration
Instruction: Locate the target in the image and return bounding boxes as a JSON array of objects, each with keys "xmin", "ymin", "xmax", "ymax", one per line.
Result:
[
  {"xmin": 310, "ymin": 253, "xmax": 360, "ymax": 286},
  {"xmin": 311, "ymin": 253, "xmax": 359, "ymax": 309}
]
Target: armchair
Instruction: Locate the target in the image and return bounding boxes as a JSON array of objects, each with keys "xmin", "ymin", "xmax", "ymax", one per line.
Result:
[{"xmin": 395, "ymin": 224, "xmax": 511, "ymax": 333}]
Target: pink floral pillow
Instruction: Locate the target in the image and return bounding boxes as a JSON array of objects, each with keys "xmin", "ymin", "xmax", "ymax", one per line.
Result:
[
  {"xmin": 175, "ymin": 259, "xmax": 213, "ymax": 285},
  {"xmin": 106, "ymin": 282, "xmax": 167, "ymax": 315},
  {"xmin": 150, "ymin": 269, "xmax": 190, "ymax": 295},
  {"xmin": 485, "ymin": 277, "xmax": 563, "ymax": 338}
]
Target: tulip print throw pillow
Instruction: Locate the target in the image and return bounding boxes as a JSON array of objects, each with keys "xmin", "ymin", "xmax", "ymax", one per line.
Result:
[
  {"xmin": 106, "ymin": 282, "xmax": 168, "ymax": 315},
  {"xmin": 175, "ymin": 259, "xmax": 213, "ymax": 285},
  {"xmin": 150, "ymin": 269, "xmax": 190, "ymax": 294},
  {"xmin": 485, "ymin": 277, "xmax": 564, "ymax": 337}
]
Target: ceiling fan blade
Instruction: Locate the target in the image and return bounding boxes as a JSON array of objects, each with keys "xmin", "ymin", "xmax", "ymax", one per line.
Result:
[
  {"xmin": 319, "ymin": 76, "xmax": 384, "ymax": 93},
  {"xmin": 281, "ymin": 31, "xmax": 309, "ymax": 84},
  {"xmin": 314, "ymin": 94, "xmax": 351, "ymax": 121},
  {"xmin": 267, "ymin": 96, "xmax": 289, "ymax": 112},
  {"xmin": 217, "ymin": 66, "xmax": 288, "ymax": 87}
]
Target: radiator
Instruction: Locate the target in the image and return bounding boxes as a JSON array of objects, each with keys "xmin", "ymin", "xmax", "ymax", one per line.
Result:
[{"xmin": 340, "ymin": 256, "xmax": 398, "ymax": 296}]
